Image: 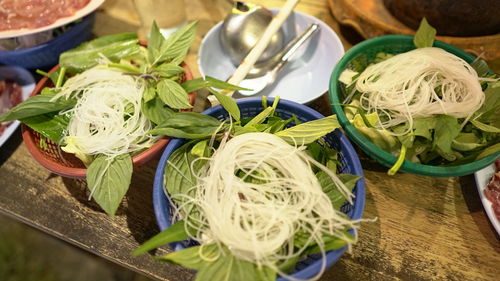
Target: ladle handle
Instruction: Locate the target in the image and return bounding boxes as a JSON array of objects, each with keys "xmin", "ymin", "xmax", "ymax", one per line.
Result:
[{"xmin": 281, "ymin": 23, "xmax": 320, "ymax": 62}]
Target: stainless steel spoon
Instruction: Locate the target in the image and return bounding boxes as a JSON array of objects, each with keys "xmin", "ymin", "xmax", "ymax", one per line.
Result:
[{"xmin": 237, "ymin": 23, "xmax": 320, "ymax": 96}]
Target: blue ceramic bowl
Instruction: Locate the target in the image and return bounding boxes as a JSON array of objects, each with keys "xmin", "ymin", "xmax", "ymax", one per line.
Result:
[
  {"xmin": 0, "ymin": 13, "xmax": 95, "ymax": 70},
  {"xmin": 153, "ymin": 98, "xmax": 366, "ymax": 280}
]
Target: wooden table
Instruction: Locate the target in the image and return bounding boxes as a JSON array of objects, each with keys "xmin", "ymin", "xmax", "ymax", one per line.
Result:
[{"xmin": 1, "ymin": 0, "xmax": 498, "ymax": 280}]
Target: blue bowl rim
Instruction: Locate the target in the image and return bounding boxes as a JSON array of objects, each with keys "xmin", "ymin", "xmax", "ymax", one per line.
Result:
[{"xmin": 152, "ymin": 97, "xmax": 366, "ymax": 280}]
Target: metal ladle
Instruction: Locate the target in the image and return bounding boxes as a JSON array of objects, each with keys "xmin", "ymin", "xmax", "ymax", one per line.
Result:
[
  {"xmin": 219, "ymin": 1, "xmax": 285, "ymax": 66},
  {"xmin": 237, "ymin": 23, "xmax": 320, "ymax": 96}
]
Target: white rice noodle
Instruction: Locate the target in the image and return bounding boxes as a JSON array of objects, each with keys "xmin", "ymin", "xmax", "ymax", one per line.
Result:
[
  {"xmin": 354, "ymin": 47, "xmax": 484, "ymax": 135},
  {"xmin": 171, "ymin": 132, "xmax": 359, "ymax": 281},
  {"xmin": 56, "ymin": 67, "xmax": 157, "ymax": 157}
]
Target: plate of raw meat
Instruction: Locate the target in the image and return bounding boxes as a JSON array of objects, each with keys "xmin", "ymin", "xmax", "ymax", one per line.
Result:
[
  {"xmin": 0, "ymin": 0, "xmax": 104, "ymax": 38},
  {"xmin": 0, "ymin": 66, "xmax": 34, "ymax": 147},
  {"xmin": 474, "ymin": 158, "xmax": 500, "ymax": 236}
]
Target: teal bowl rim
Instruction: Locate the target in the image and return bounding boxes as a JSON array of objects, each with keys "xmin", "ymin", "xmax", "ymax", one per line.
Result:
[{"xmin": 329, "ymin": 34, "xmax": 500, "ymax": 177}]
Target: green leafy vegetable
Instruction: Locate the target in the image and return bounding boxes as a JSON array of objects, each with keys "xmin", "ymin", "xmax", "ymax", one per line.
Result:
[
  {"xmin": 151, "ymin": 112, "xmax": 223, "ymax": 139},
  {"xmin": 0, "ymin": 94, "xmax": 75, "ymax": 123},
  {"xmin": 132, "ymin": 220, "xmax": 190, "ymax": 256},
  {"xmin": 275, "ymin": 115, "xmax": 341, "ymax": 145},
  {"xmin": 60, "ymin": 33, "xmax": 141, "ymax": 73},
  {"xmin": 87, "ymin": 154, "xmax": 133, "ymax": 217},
  {"xmin": 20, "ymin": 113, "xmax": 70, "ymax": 143},
  {"xmin": 413, "ymin": 18, "xmax": 436, "ymax": 48},
  {"xmin": 156, "ymin": 79, "xmax": 192, "ymax": 109}
]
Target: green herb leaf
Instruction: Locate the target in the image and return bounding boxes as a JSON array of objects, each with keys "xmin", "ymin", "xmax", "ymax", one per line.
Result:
[
  {"xmin": 192, "ymin": 246, "xmax": 275, "ymax": 281},
  {"xmin": 133, "ymin": 220, "xmax": 189, "ymax": 256},
  {"xmin": 165, "ymin": 141, "xmax": 196, "ymax": 196},
  {"xmin": 157, "ymin": 244, "xmax": 219, "ymax": 271},
  {"xmin": 87, "ymin": 154, "xmax": 133, "ymax": 217},
  {"xmin": 304, "ymin": 231, "xmax": 355, "ymax": 254},
  {"xmin": 474, "ymin": 82, "xmax": 500, "ymax": 123},
  {"xmin": 143, "ymin": 86, "xmax": 157, "ymax": 103},
  {"xmin": 142, "ymin": 97, "xmax": 174, "ymax": 125},
  {"xmin": 452, "ymin": 133, "xmax": 485, "ymax": 151},
  {"xmin": 471, "ymin": 119, "xmax": 500, "ymax": 133},
  {"xmin": 275, "ymin": 115, "xmax": 341, "ymax": 145},
  {"xmin": 209, "ymin": 89, "xmax": 240, "ymax": 121},
  {"xmin": 156, "ymin": 79, "xmax": 192, "ymax": 109},
  {"xmin": 151, "ymin": 112, "xmax": 222, "ymax": 139},
  {"xmin": 205, "ymin": 76, "xmax": 250, "ymax": 91},
  {"xmin": 413, "ymin": 117, "xmax": 437, "ymax": 140},
  {"xmin": 155, "ymin": 63, "xmax": 185, "ymax": 77},
  {"xmin": 244, "ymin": 107, "xmax": 274, "ymax": 128},
  {"xmin": 476, "ymin": 143, "xmax": 500, "ymax": 160},
  {"xmin": 60, "ymin": 33, "xmax": 140, "ymax": 73},
  {"xmin": 0, "ymin": 94, "xmax": 76, "ymax": 123},
  {"xmin": 180, "ymin": 77, "xmax": 249, "ymax": 93},
  {"xmin": 433, "ymin": 115, "xmax": 461, "ymax": 154},
  {"xmin": 149, "ymin": 21, "xmax": 198, "ymax": 66},
  {"xmin": 191, "ymin": 139, "xmax": 209, "ymax": 157},
  {"xmin": 20, "ymin": 112, "xmax": 70, "ymax": 143},
  {"xmin": 413, "ymin": 18, "xmax": 436, "ymax": 48},
  {"xmin": 317, "ymin": 172, "xmax": 359, "ymax": 209}
]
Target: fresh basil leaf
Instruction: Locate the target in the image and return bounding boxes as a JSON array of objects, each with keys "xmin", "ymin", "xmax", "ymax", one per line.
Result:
[
  {"xmin": 475, "ymin": 81, "xmax": 500, "ymax": 122},
  {"xmin": 277, "ymin": 255, "xmax": 300, "ymax": 274},
  {"xmin": 194, "ymin": 247, "xmax": 275, "ymax": 281},
  {"xmin": 37, "ymin": 68, "xmax": 65, "ymax": 86},
  {"xmin": 151, "ymin": 112, "xmax": 222, "ymax": 139},
  {"xmin": 20, "ymin": 112, "xmax": 70, "ymax": 143},
  {"xmin": 157, "ymin": 244, "xmax": 219, "ymax": 271},
  {"xmin": 275, "ymin": 115, "xmax": 341, "ymax": 145},
  {"xmin": 143, "ymin": 86, "xmax": 157, "ymax": 103},
  {"xmin": 155, "ymin": 63, "xmax": 185, "ymax": 77},
  {"xmin": 142, "ymin": 96, "xmax": 174, "ymax": 125},
  {"xmin": 150, "ymin": 21, "xmax": 198, "ymax": 66},
  {"xmin": 181, "ymin": 78, "xmax": 207, "ymax": 93},
  {"xmin": 133, "ymin": 220, "xmax": 189, "ymax": 256},
  {"xmin": 191, "ymin": 140, "xmax": 209, "ymax": 157},
  {"xmin": 205, "ymin": 76, "xmax": 250, "ymax": 91},
  {"xmin": 317, "ymin": 172, "xmax": 359, "ymax": 209},
  {"xmin": 87, "ymin": 154, "xmax": 133, "ymax": 217},
  {"xmin": 41, "ymin": 87, "xmax": 58, "ymax": 95},
  {"xmin": 451, "ymin": 133, "xmax": 485, "ymax": 151},
  {"xmin": 147, "ymin": 22, "xmax": 164, "ymax": 64},
  {"xmin": 433, "ymin": 115, "xmax": 460, "ymax": 154},
  {"xmin": 305, "ymin": 231, "xmax": 355, "ymax": 254},
  {"xmin": 413, "ymin": 117, "xmax": 437, "ymax": 140},
  {"xmin": 60, "ymin": 33, "xmax": 140, "ymax": 73},
  {"xmin": 394, "ymin": 123, "xmax": 414, "ymax": 148},
  {"xmin": 413, "ymin": 18, "xmax": 436, "ymax": 48},
  {"xmin": 180, "ymin": 77, "xmax": 249, "ymax": 93},
  {"xmin": 476, "ymin": 143, "xmax": 500, "ymax": 160},
  {"xmin": 0, "ymin": 94, "xmax": 76, "ymax": 123},
  {"xmin": 471, "ymin": 119, "xmax": 500, "ymax": 133},
  {"xmin": 471, "ymin": 59, "xmax": 490, "ymax": 77},
  {"xmin": 156, "ymin": 79, "xmax": 192, "ymax": 109},
  {"xmin": 208, "ymin": 88, "xmax": 240, "ymax": 121},
  {"xmin": 244, "ymin": 107, "xmax": 274, "ymax": 128}
]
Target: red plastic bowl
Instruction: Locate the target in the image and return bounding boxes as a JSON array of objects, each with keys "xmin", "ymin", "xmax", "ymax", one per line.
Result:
[{"xmin": 22, "ymin": 64, "xmax": 196, "ymax": 179}]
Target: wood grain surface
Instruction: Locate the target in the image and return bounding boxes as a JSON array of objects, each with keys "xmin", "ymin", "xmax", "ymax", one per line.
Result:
[{"xmin": 0, "ymin": 0, "xmax": 499, "ymax": 280}]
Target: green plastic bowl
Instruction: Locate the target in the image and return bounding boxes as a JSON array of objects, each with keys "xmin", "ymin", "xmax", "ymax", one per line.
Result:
[{"xmin": 329, "ymin": 35, "xmax": 500, "ymax": 177}]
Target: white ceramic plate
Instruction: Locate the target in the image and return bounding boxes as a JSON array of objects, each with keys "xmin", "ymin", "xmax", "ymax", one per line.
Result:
[
  {"xmin": 0, "ymin": 66, "xmax": 35, "ymax": 148},
  {"xmin": 0, "ymin": 0, "xmax": 104, "ymax": 39},
  {"xmin": 198, "ymin": 9, "xmax": 345, "ymax": 104},
  {"xmin": 474, "ymin": 161, "xmax": 500, "ymax": 235}
]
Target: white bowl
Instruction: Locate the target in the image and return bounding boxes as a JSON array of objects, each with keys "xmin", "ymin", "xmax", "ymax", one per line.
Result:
[
  {"xmin": 0, "ymin": 66, "xmax": 35, "ymax": 148},
  {"xmin": 198, "ymin": 9, "xmax": 345, "ymax": 104}
]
